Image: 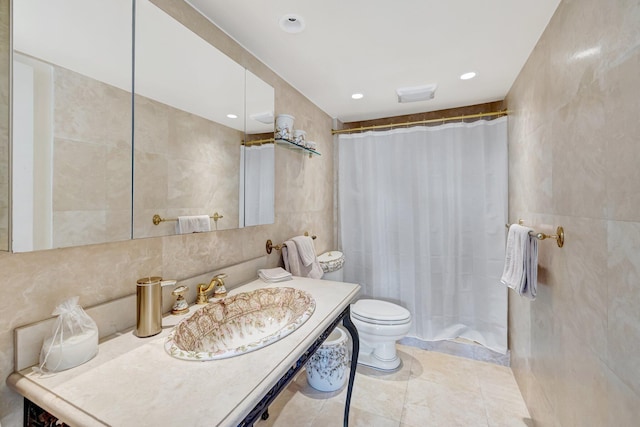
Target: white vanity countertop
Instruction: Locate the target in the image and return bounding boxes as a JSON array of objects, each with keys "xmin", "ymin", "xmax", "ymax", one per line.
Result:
[{"xmin": 8, "ymin": 277, "xmax": 360, "ymax": 427}]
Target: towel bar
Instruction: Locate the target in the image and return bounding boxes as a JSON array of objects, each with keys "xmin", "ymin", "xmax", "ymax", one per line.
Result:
[
  {"xmin": 505, "ymin": 221, "xmax": 564, "ymax": 248},
  {"xmin": 153, "ymin": 212, "xmax": 223, "ymax": 225},
  {"xmin": 266, "ymin": 232, "xmax": 317, "ymax": 254}
]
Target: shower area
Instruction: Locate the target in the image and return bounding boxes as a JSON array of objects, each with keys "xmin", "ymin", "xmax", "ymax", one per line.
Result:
[{"xmin": 337, "ymin": 116, "xmax": 508, "ymax": 355}]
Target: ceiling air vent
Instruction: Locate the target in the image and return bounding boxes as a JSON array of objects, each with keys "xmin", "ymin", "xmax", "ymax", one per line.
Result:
[{"xmin": 396, "ymin": 84, "xmax": 437, "ymax": 103}]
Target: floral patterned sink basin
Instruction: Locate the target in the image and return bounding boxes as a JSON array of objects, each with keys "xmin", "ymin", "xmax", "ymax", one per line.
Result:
[{"xmin": 165, "ymin": 287, "xmax": 315, "ymax": 361}]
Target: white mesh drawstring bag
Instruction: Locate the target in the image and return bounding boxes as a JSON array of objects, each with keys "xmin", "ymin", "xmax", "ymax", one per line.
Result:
[{"xmin": 36, "ymin": 297, "xmax": 99, "ymax": 373}]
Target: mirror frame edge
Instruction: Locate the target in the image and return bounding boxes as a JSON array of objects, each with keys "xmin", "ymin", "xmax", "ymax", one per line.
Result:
[{"xmin": 4, "ymin": 0, "xmax": 12, "ymax": 252}]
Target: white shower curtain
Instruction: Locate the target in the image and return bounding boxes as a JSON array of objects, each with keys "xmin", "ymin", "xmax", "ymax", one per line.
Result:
[
  {"xmin": 338, "ymin": 117, "xmax": 508, "ymax": 354},
  {"xmin": 241, "ymin": 144, "xmax": 275, "ymax": 227}
]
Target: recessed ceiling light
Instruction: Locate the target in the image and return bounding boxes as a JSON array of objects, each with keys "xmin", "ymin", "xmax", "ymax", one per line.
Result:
[
  {"xmin": 351, "ymin": 93, "xmax": 364, "ymax": 100},
  {"xmin": 460, "ymin": 72, "xmax": 477, "ymax": 80},
  {"xmin": 279, "ymin": 14, "xmax": 305, "ymax": 34},
  {"xmin": 227, "ymin": 114, "xmax": 238, "ymax": 119}
]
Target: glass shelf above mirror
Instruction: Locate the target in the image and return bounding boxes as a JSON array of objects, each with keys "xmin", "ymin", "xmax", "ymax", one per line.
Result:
[{"xmin": 275, "ymin": 138, "xmax": 321, "ymax": 157}]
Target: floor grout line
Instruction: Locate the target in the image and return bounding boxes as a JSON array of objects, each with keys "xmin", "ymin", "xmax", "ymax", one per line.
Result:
[{"xmin": 399, "ymin": 349, "xmax": 414, "ymax": 426}]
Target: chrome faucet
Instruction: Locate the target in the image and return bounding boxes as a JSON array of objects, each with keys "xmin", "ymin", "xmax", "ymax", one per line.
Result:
[{"xmin": 196, "ymin": 273, "xmax": 228, "ymax": 304}]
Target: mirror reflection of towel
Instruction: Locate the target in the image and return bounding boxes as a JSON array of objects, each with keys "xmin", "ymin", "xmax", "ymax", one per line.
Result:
[{"xmin": 176, "ymin": 215, "xmax": 211, "ymax": 234}]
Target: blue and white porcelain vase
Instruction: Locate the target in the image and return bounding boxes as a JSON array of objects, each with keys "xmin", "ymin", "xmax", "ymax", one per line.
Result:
[{"xmin": 306, "ymin": 326, "xmax": 349, "ymax": 392}]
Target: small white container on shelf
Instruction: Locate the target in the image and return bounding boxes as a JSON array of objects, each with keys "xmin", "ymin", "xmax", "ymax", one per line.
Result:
[
  {"xmin": 293, "ymin": 129, "xmax": 306, "ymax": 146},
  {"xmin": 275, "ymin": 114, "xmax": 295, "ymax": 140}
]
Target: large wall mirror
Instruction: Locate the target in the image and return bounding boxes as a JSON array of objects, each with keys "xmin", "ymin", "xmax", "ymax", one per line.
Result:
[
  {"xmin": 9, "ymin": 0, "xmax": 275, "ymax": 252},
  {"xmin": 133, "ymin": 0, "xmax": 275, "ymax": 238},
  {"xmin": 136, "ymin": 0, "xmax": 237, "ymax": 238},
  {"xmin": 11, "ymin": 0, "xmax": 133, "ymax": 252}
]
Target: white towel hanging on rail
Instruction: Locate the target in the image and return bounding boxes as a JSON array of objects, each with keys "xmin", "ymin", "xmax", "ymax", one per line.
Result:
[
  {"xmin": 500, "ymin": 224, "xmax": 538, "ymax": 299},
  {"xmin": 282, "ymin": 237, "xmax": 323, "ymax": 279}
]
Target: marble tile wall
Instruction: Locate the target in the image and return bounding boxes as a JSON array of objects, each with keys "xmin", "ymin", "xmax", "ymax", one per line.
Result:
[
  {"xmin": 506, "ymin": 0, "xmax": 640, "ymax": 425},
  {"xmin": 0, "ymin": 1, "xmax": 335, "ymax": 425}
]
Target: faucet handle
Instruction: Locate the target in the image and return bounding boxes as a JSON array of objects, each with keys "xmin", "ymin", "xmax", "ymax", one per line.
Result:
[
  {"xmin": 212, "ymin": 273, "xmax": 228, "ymax": 298},
  {"xmin": 196, "ymin": 283, "xmax": 210, "ymax": 305},
  {"xmin": 171, "ymin": 285, "xmax": 187, "ymax": 297},
  {"xmin": 171, "ymin": 285, "xmax": 189, "ymax": 315}
]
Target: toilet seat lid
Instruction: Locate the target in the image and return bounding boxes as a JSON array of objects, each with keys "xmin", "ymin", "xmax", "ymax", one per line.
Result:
[{"xmin": 351, "ymin": 299, "xmax": 411, "ymax": 322}]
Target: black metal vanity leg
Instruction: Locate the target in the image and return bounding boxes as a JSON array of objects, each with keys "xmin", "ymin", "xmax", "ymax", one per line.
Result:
[
  {"xmin": 342, "ymin": 307, "xmax": 359, "ymax": 427},
  {"xmin": 261, "ymin": 409, "xmax": 269, "ymax": 420}
]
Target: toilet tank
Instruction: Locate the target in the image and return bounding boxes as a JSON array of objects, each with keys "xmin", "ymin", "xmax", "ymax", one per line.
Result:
[{"xmin": 318, "ymin": 251, "xmax": 344, "ymax": 282}]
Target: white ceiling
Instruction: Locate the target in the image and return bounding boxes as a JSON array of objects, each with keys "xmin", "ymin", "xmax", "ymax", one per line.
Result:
[{"xmin": 186, "ymin": 0, "xmax": 560, "ymax": 123}]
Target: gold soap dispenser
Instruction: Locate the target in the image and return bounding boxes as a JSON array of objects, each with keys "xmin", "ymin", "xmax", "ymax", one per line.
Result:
[{"xmin": 135, "ymin": 277, "xmax": 177, "ymax": 338}]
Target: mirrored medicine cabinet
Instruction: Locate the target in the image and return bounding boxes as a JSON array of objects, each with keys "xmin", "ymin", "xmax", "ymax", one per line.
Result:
[{"xmin": 6, "ymin": 0, "xmax": 275, "ymax": 252}]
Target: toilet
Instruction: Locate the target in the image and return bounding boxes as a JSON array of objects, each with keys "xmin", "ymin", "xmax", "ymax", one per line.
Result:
[
  {"xmin": 318, "ymin": 251, "xmax": 412, "ymax": 371},
  {"xmin": 317, "ymin": 251, "xmax": 345, "ymax": 281},
  {"xmin": 350, "ymin": 299, "xmax": 411, "ymax": 370}
]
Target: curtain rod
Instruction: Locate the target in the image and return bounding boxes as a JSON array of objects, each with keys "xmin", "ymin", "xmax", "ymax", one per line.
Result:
[
  {"xmin": 242, "ymin": 137, "xmax": 275, "ymax": 146},
  {"xmin": 331, "ymin": 110, "xmax": 509, "ymax": 135}
]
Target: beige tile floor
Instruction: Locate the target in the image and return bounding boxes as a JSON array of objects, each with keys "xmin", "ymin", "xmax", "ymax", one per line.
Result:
[{"xmin": 256, "ymin": 344, "xmax": 532, "ymax": 427}]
